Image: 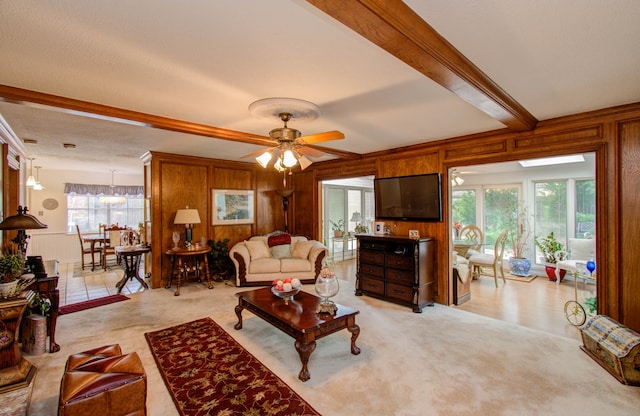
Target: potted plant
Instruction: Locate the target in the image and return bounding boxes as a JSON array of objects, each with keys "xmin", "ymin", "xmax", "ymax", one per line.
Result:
[
  {"xmin": 505, "ymin": 200, "xmax": 533, "ymax": 276},
  {"xmin": 534, "ymin": 231, "xmax": 566, "ymax": 281},
  {"xmin": 330, "ymin": 219, "xmax": 344, "ymax": 237},
  {"xmin": 0, "ymin": 254, "xmax": 26, "ymax": 298},
  {"xmin": 207, "ymin": 239, "xmax": 234, "ymax": 282}
]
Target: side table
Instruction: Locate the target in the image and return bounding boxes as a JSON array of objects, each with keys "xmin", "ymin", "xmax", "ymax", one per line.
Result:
[
  {"xmin": 115, "ymin": 245, "xmax": 151, "ymax": 293},
  {"xmin": 165, "ymin": 246, "xmax": 212, "ymax": 296}
]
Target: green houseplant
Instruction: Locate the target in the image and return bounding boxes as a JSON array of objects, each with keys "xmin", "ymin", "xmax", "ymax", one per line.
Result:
[
  {"xmin": 0, "ymin": 253, "xmax": 26, "ymax": 298},
  {"xmin": 535, "ymin": 232, "xmax": 567, "ymax": 281},
  {"xmin": 330, "ymin": 219, "xmax": 344, "ymax": 237},
  {"xmin": 207, "ymin": 239, "xmax": 234, "ymax": 282}
]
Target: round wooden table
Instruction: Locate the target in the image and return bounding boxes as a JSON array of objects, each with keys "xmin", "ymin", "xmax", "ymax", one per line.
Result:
[
  {"xmin": 115, "ymin": 245, "xmax": 151, "ymax": 293},
  {"xmin": 165, "ymin": 246, "xmax": 212, "ymax": 296}
]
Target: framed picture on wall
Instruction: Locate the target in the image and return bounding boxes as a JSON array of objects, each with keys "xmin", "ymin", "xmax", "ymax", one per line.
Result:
[{"xmin": 212, "ymin": 189, "xmax": 255, "ymax": 225}]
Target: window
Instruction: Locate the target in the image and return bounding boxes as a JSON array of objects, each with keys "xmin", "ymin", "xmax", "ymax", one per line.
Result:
[
  {"xmin": 67, "ymin": 195, "xmax": 144, "ymax": 233},
  {"xmin": 452, "ymin": 189, "xmax": 476, "ymax": 226},
  {"xmin": 534, "ymin": 180, "xmax": 567, "ymax": 261},
  {"xmin": 483, "ymin": 186, "xmax": 519, "ymax": 253},
  {"xmin": 575, "ymin": 179, "xmax": 595, "ymax": 237}
]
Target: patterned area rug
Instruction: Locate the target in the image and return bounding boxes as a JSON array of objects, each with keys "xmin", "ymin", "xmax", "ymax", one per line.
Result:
[
  {"xmin": 59, "ymin": 294, "xmax": 129, "ymax": 315},
  {"xmin": 145, "ymin": 317, "xmax": 321, "ymax": 416}
]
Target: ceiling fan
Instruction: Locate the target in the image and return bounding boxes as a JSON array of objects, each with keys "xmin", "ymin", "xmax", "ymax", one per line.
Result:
[{"xmin": 243, "ymin": 98, "xmax": 345, "ymax": 172}]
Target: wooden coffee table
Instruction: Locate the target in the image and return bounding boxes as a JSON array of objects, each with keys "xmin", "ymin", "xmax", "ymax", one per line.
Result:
[{"xmin": 234, "ymin": 287, "xmax": 361, "ymax": 381}]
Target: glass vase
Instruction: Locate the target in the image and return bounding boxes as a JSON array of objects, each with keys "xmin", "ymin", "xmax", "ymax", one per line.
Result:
[{"xmin": 315, "ymin": 268, "xmax": 339, "ymax": 314}]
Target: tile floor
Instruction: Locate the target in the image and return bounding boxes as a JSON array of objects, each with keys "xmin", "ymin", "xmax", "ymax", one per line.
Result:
[{"xmin": 57, "ymin": 261, "xmax": 147, "ymax": 306}]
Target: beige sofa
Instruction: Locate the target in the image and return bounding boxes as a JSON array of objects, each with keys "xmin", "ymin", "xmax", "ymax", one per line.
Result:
[{"xmin": 229, "ymin": 232, "xmax": 328, "ymax": 286}]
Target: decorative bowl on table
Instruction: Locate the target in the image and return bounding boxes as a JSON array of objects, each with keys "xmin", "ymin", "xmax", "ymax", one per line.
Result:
[{"xmin": 271, "ymin": 278, "xmax": 302, "ymax": 305}]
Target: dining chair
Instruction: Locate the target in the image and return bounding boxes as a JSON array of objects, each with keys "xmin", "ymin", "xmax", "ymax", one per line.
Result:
[
  {"xmin": 102, "ymin": 228, "xmax": 124, "ymax": 270},
  {"xmin": 459, "ymin": 224, "xmax": 483, "ymax": 257},
  {"xmin": 468, "ymin": 229, "xmax": 508, "ymax": 287},
  {"xmin": 76, "ymin": 225, "xmax": 96, "ymax": 270}
]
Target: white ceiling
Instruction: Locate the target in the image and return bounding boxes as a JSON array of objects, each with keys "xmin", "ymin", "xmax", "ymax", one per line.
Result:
[{"xmin": 0, "ymin": 0, "xmax": 639, "ymax": 175}]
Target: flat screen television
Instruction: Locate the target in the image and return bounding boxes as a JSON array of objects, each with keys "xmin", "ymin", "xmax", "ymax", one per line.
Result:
[{"xmin": 374, "ymin": 173, "xmax": 442, "ymax": 222}]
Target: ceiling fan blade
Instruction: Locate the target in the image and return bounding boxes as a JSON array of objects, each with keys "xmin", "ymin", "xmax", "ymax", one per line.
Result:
[
  {"xmin": 241, "ymin": 146, "xmax": 276, "ymax": 159},
  {"xmin": 298, "ymin": 130, "xmax": 345, "ymax": 144},
  {"xmin": 296, "ymin": 146, "xmax": 325, "ymax": 158}
]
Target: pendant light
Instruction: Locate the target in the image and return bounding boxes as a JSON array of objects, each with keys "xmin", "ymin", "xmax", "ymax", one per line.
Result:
[
  {"xmin": 99, "ymin": 170, "xmax": 126, "ymax": 205},
  {"xmin": 26, "ymin": 157, "xmax": 36, "ymax": 187},
  {"xmin": 32, "ymin": 166, "xmax": 44, "ymax": 190}
]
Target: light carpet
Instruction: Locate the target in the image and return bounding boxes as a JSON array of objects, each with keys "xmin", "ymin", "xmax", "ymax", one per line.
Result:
[{"xmin": 27, "ymin": 280, "xmax": 640, "ymax": 415}]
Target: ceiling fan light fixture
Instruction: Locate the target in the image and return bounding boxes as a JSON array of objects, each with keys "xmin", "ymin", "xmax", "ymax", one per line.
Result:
[
  {"xmin": 256, "ymin": 151, "xmax": 272, "ymax": 168},
  {"xmin": 273, "ymin": 158, "xmax": 285, "ymax": 172},
  {"xmin": 298, "ymin": 155, "xmax": 312, "ymax": 170},
  {"xmin": 282, "ymin": 150, "xmax": 298, "ymax": 167}
]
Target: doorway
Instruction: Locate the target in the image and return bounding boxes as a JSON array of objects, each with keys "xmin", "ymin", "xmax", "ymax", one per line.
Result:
[
  {"xmin": 450, "ymin": 153, "xmax": 596, "ymax": 340},
  {"xmin": 321, "ymin": 176, "xmax": 374, "ymax": 262}
]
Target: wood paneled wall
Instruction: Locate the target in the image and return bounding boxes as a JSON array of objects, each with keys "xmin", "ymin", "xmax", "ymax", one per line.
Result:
[
  {"xmin": 298, "ymin": 103, "xmax": 640, "ymax": 332},
  {"xmin": 145, "ymin": 152, "xmax": 283, "ymax": 289}
]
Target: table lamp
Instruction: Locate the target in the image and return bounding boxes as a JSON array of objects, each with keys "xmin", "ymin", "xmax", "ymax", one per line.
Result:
[
  {"xmin": 174, "ymin": 207, "xmax": 201, "ymax": 247},
  {"xmin": 0, "ymin": 205, "xmax": 48, "ymax": 257}
]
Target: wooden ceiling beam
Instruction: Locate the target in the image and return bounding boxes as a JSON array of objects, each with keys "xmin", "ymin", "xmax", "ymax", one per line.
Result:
[
  {"xmin": 0, "ymin": 84, "xmax": 276, "ymax": 147},
  {"xmin": 307, "ymin": 0, "xmax": 538, "ymax": 131}
]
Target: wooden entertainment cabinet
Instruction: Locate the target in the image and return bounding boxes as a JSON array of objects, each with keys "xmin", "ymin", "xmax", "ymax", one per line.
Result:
[{"xmin": 355, "ymin": 234, "xmax": 436, "ymax": 312}]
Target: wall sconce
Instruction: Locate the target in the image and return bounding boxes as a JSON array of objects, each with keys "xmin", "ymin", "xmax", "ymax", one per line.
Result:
[
  {"xmin": 174, "ymin": 207, "xmax": 201, "ymax": 247},
  {"xmin": 276, "ymin": 189, "xmax": 294, "ymax": 232}
]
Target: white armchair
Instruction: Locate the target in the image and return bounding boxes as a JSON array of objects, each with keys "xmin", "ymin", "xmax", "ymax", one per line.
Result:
[{"xmin": 555, "ymin": 237, "xmax": 596, "ymax": 283}]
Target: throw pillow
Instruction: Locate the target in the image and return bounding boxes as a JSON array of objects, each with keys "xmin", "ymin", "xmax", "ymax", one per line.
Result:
[
  {"xmin": 245, "ymin": 240, "xmax": 271, "ymax": 260},
  {"xmin": 292, "ymin": 241, "xmax": 314, "ymax": 259},
  {"xmin": 271, "ymin": 244, "xmax": 292, "ymax": 259},
  {"xmin": 268, "ymin": 233, "xmax": 291, "ymax": 247}
]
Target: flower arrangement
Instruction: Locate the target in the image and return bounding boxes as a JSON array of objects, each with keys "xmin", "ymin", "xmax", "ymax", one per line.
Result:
[
  {"xmin": 319, "ymin": 267, "xmax": 335, "ymax": 279},
  {"xmin": 453, "ymin": 221, "xmax": 463, "ymax": 238},
  {"xmin": 272, "ymin": 277, "xmax": 301, "ymax": 292}
]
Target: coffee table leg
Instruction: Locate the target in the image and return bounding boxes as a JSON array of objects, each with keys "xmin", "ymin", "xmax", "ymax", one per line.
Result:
[
  {"xmin": 294, "ymin": 340, "xmax": 316, "ymax": 382},
  {"xmin": 348, "ymin": 323, "xmax": 361, "ymax": 355},
  {"xmin": 234, "ymin": 303, "xmax": 244, "ymax": 330}
]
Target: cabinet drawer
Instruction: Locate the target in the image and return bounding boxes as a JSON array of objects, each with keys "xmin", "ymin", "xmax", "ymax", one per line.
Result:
[
  {"xmin": 385, "ymin": 254, "xmax": 414, "ymax": 269},
  {"xmin": 386, "ymin": 282, "xmax": 414, "ymax": 303},
  {"xmin": 360, "ymin": 263, "xmax": 384, "ymax": 278},
  {"xmin": 385, "ymin": 268, "xmax": 414, "ymax": 284},
  {"xmin": 360, "ymin": 241, "xmax": 386, "ymax": 251},
  {"xmin": 361, "ymin": 276, "xmax": 385, "ymax": 295},
  {"xmin": 360, "ymin": 251, "xmax": 384, "ymax": 265}
]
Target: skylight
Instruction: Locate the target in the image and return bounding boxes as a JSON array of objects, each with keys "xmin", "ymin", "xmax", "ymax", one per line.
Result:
[{"xmin": 519, "ymin": 155, "xmax": 584, "ymax": 168}]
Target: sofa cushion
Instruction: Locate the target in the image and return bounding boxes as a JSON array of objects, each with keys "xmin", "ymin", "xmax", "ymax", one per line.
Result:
[
  {"xmin": 281, "ymin": 258, "xmax": 313, "ymax": 273},
  {"xmin": 245, "ymin": 240, "xmax": 271, "ymax": 260},
  {"xmin": 271, "ymin": 244, "xmax": 292, "ymax": 259},
  {"xmin": 268, "ymin": 233, "xmax": 291, "ymax": 247},
  {"xmin": 292, "ymin": 241, "xmax": 314, "ymax": 259},
  {"xmin": 249, "ymin": 258, "xmax": 281, "ymax": 274},
  {"xmin": 569, "ymin": 238, "xmax": 595, "ymax": 260}
]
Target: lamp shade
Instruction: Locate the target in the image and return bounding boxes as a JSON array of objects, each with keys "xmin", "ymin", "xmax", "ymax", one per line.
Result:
[
  {"xmin": 0, "ymin": 206, "xmax": 48, "ymax": 230},
  {"xmin": 174, "ymin": 208, "xmax": 201, "ymax": 225},
  {"xmin": 350, "ymin": 211, "xmax": 363, "ymax": 222}
]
